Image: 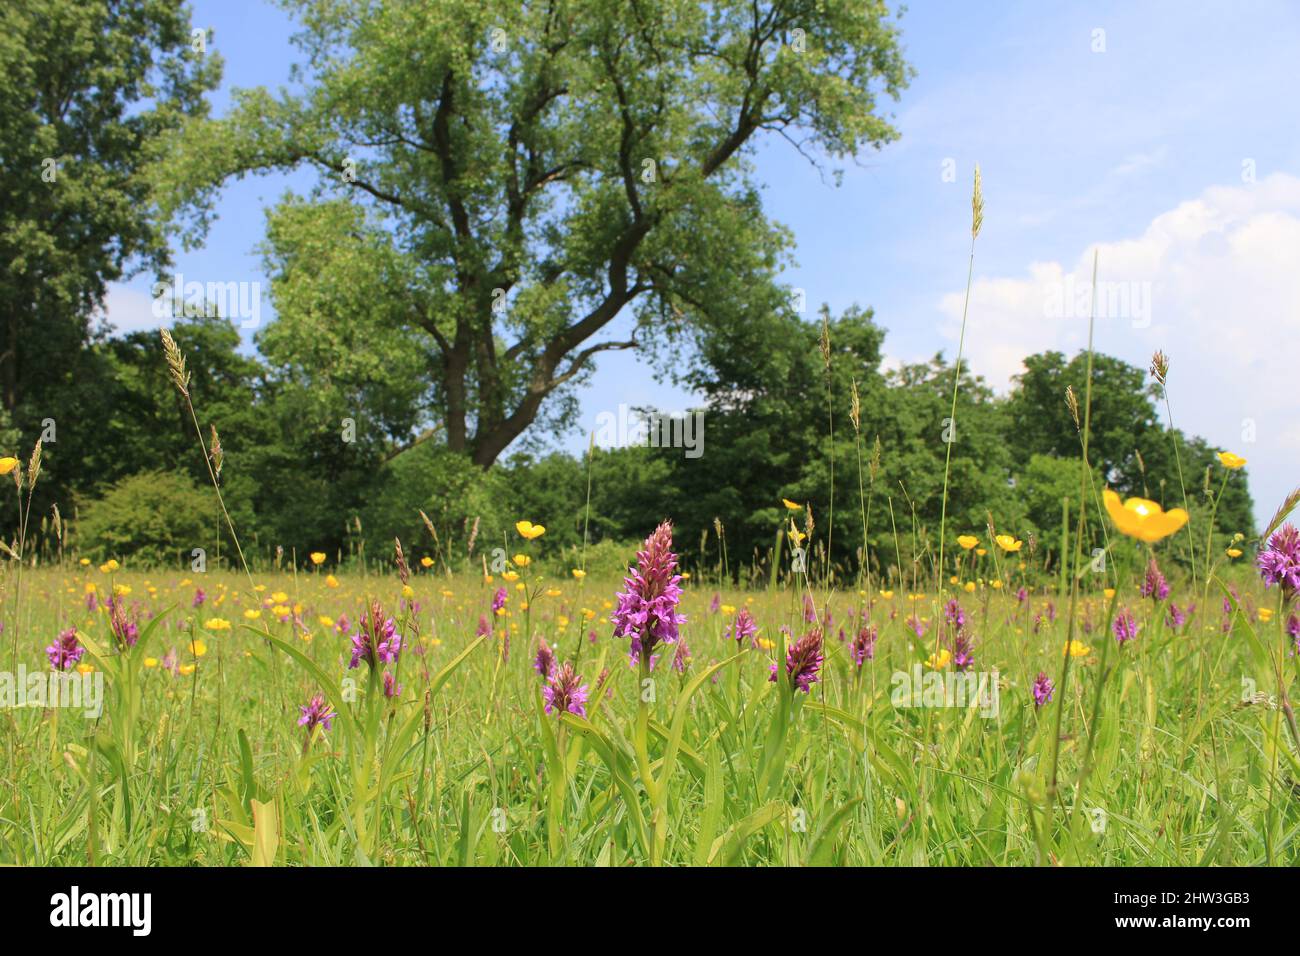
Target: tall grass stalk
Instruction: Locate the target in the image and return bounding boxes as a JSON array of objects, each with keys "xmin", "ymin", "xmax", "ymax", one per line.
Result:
[{"xmin": 935, "ymin": 166, "xmax": 983, "ymax": 602}]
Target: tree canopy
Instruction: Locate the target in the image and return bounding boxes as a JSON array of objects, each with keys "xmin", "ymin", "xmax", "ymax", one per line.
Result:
[{"xmin": 156, "ymin": 0, "xmax": 913, "ymax": 466}]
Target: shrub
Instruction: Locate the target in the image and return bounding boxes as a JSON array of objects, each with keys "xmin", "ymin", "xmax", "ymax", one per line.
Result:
[
  {"xmin": 78, "ymin": 470, "xmax": 217, "ymax": 566},
  {"xmin": 363, "ymin": 446, "xmax": 509, "ymax": 569}
]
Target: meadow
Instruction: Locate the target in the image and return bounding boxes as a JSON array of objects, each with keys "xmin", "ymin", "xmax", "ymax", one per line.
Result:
[
  {"xmin": 1, "ymin": 2, "xmax": 1294, "ymax": 871},
  {"xmin": 1, "ymin": 520, "xmax": 1297, "ymax": 866}
]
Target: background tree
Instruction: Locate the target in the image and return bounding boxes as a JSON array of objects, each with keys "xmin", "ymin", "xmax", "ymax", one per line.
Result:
[
  {"xmin": 157, "ymin": 0, "xmax": 913, "ymax": 467},
  {"xmin": 0, "ymin": 0, "xmax": 220, "ymax": 528}
]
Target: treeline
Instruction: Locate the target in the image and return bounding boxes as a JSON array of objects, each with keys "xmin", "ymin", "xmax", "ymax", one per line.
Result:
[{"xmin": 1, "ymin": 306, "xmax": 1253, "ymax": 584}]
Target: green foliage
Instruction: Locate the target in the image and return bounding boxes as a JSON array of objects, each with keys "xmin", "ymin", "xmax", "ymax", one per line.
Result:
[
  {"xmin": 78, "ymin": 470, "xmax": 216, "ymax": 565},
  {"xmin": 0, "ymin": 0, "xmax": 219, "ymax": 524},
  {"xmin": 363, "ymin": 446, "xmax": 509, "ymax": 567},
  {"xmin": 156, "ymin": 0, "xmax": 913, "ymax": 466}
]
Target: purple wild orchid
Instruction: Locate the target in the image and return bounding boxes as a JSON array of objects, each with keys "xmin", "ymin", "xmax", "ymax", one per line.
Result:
[
  {"xmin": 1113, "ymin": 608, "xmax": 1140, "ymax": 644},
  {"xmin": 46, "ymin": 628, "xmax": 85, "ymax": 671},
  {"xmin": 348, "ymin": 601, "xmax": 402, "ymax": 670},
  {"xmin": 542, "ymin": 662, "xmax": 589, "ymax": 717},
  {"xmin": 1032, "ymin": 672, "xmax": 1054, "ymax": 708},
  {"xmin": 769, "ymin": 627, "xmax": 824, "ymax": 694},
  {"xmin": 534, "ymin": 638, "xmax": 557, "ymax": 679},
  {"xmin": 612, "ymin": 521, "xmax": 686, "ymax": 662},
  {"xmin": 1258, "ymin": 524, "xmax": 1300, "ymax": 596}
]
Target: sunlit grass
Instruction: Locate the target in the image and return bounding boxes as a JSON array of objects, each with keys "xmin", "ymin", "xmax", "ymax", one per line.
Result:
[{"xmin": 0, "ymin": 559, "xmax": 1291, "ymax": 866}]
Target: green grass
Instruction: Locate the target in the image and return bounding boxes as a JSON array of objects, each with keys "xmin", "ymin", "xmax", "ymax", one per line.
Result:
[{"xmin": 1, "ymin": 558, "xmax": 1295, "ymax": 866}]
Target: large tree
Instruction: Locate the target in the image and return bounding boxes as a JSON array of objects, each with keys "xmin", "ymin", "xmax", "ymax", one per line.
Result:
[
  {"xmin": 0, "ymin": 0, "xmax": 219, "ymax": 413},
  {"xmin": 0, "ymin": 0, "xmax": 219, "ymax": 523},
  {"xmin": 158, "ymin": 0, "xmax": 912, "ymax": 467}
]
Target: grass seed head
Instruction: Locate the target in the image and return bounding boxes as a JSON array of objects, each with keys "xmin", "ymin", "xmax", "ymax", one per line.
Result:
[
  {"xmin": 160, "ymin": 328, "xmax": 191, "ymax": 398},
  {"xmin": 1064, "ymin": 385, "xmax": 1080, "ymax": 429},
  {"xmin": 1149, "ymin": 350, "xmax": 1169, "ymax": 387},
  {"xmin": 210, "ymin": 425, "xmax": 224, "ymax": 479},
  {"xmin": 394, "ymin": 538, "xmax": 410, "ymax": 585},
  {"xmin": 1264, "ymin": 487, "xmax": 1300, "ymax": 541}
]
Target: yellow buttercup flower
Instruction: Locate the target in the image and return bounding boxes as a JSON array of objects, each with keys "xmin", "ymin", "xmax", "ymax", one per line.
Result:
[
  {"xmin": 571, "ymin": 569, "xmax": 586, "ymax": 579},
  {"xmin": 0, "ymin": 456, "xmax": 18, "ymax": 475},
  {"xmin": 975, "ymin": 548, "xmax": 987, "ymax": 557},
  {"xmin": 1103, "ymin": 588, "xmax": 1116, "ymax": 599},
  {"xmin": 401, "ymin": 585, "xmax": 414, "ymax": 599},
  {"xmin": 78, "ymin": 557, "xmax": 90, "ymax": 566},
  {"xmin": 1217, "ymin": 451, "xmax": 1247, "ymax": 470},
  {"xmin": 879, "ymin": 589, "xmax": 893, "ymax": 600},
  {"xmin": 1063, "ymin": 639, "xmax": 1091, "ymax": 658},
  {"xmin": 309, "ymin": 551, "xmax": 326, "ymax": 565},
  {"xmin": 513, "ymin": 554, "xmax": 531, "ymax": 568},
  {"xmin": 420, "ymin": 556, "xmax": 434, "ymax": 568},
  {"xmin": 326, "ymin": 574, "xmax": 339, "ymax": 588},
  {"xmin": 1103, "ymin": 489, "xmax": 1188, "ymax": 543},
  {"xmin": 189, "ymin": 639, "xmax": 208, "ymax": 658},
  {"xmin": 99, "ymin": 559, "xmax": 120, "ymax": 573},
  {"xmin": 243, "ymin": 609, "xmax": 262, "ymax": 620},
  {"xmin": 957, "ymin": 535, "xmax": 978, "ymax": 550},
  {"xmin": 963, "ymin": 581, "xmax": 976, "ymax": 593},
  {"xmin": 788, "ymin": 524, "xmax": 806, "ymax": 547},
  {"xmin": 501, "ymin": 570, "xmax": 520, "ymax": 583},
  {"xmin": 1226, "ymin": 548, "xmax": 1242, "ymax": 558},
  {"xmin": 925, "ymin": 648, "xmax": 952, "ymax": 670},
  {"xmin": 782, "ymin": 498, "xmax": 802, "ymax": 511},
  {"xmin": 516, "ymin": 520, "xmax": 546, "ymax": 540},
  {"xmin": 144, "ymin": 657, "xmax": 159, "ymax": 669},
  {"xmin": 204, "ymin": 618, "xmax": 231, "ymax": 631},
  {"xmin": 994, "ymin": 534, "xmax": 1022, "ymax": 553},
  {"xmin": 989, "ymin": 579, "xmax": 1003, "ymax": 589},
  {"xmin": 720, "ymin": 604, "xmax": 737, "ymax": 616},
  {"xmin": 1259, "ymin": 608, "xmax": 1274, "ymax": 623}
]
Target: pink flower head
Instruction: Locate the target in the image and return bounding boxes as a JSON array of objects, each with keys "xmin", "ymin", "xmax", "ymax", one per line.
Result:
[
  {"xmin": 769, "ymin": 627, "xmax": 824, "ymax": 693},
  {"xmin": 612, "ymin": 521, "xmax": 686, "ymax": 659},
  {"xmin": 46, "ymin": 628, "xmax": 85, "ymax": 671},
  {"xmin": 850, "ymin": 625, "xmax": 877, "ymax": 667},
  {"xmin": 534, "ymin": 638, "xmax": 557, "ymax": 679},
  {"xmin": 725, "ymin": 608, "xmax": 758, "ymax": 646},
  {"xmin": 542, "ymin": 662, "xmax": 589, "ymax": 717},
  {"xmin": 1258, "ymin": 524, "xmax": 1300, "ymax": 596},
  {"xmin": 348, "ymin": 600, "xmax": 402, "ymax": 670}
]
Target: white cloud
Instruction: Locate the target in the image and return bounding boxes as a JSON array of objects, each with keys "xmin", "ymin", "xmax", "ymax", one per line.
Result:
[
  {"xmin": 96, "ymin": 283, "xmax": 162, "ymax": 335},
  {"xmin": 939, "ymin": 173, "xmax": 1300, "ymax": 526}
]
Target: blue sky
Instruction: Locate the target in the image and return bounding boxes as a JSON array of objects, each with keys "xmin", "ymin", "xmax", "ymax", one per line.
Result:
[{"xmin": 105, "ymin": 0, "xmax": 1300, "ymax": 525}]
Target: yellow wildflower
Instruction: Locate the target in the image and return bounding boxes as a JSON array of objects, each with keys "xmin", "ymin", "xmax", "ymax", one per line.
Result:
[{"xmin": 1103, "ymin": 489, "xmax": 1189, "ymax": 543}]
